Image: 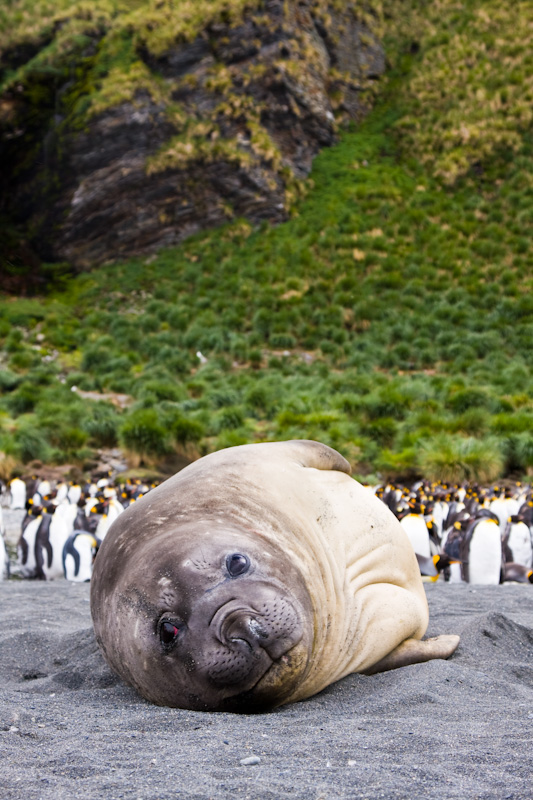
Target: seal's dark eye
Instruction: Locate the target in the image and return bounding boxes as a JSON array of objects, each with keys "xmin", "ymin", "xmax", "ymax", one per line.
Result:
[
  {"xmin": 160, "ymin": 621, "xmax": 179, "ymax": 645},
  {"xmin": 226, "ymin": 553, "xmax": 250, "ymax": 577}
]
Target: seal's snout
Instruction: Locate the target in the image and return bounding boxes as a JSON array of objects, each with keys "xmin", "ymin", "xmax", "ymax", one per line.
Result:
[
  {"xmin": 216, "ymin": 603, "xmax": 267, "ymax": 647},
  {"xmin": 225, "ymin": 612, "xmax": 269, "ymax": 651},
  {"xmin": 219, "ymin": 599, "xmax": 303, "ymax": 662}
]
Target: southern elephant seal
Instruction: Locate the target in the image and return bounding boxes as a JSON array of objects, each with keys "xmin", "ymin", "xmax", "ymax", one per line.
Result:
[{"xmin": 90, "ymin": 440, "xmax": 459, "ymax": 712}]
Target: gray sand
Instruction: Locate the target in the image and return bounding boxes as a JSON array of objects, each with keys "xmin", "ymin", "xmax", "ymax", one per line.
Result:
[{"xmin": 1, "ymin": 580, "xmax": 532, "ymax": 799}]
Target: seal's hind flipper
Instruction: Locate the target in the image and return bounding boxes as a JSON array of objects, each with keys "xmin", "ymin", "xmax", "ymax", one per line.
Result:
[
  {"xmin": 361, "ymin": 634, "xmax": 460, "ymax": 676},
  {"xmin": 283, "ymin": 440, "xmax": 352, "ymax": 475}
]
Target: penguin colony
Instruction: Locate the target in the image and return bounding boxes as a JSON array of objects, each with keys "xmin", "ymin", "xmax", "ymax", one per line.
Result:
[
  {"xmin": 0, "ymin": 476, "xmax": 153, "ymax": 582},
  {"xmin": 374, "ymin": 480, "xmax": 533, "ymax": 585},
  {"xmin": 1, "ymin": 474, "xmax": 532, "ymax": 585}
]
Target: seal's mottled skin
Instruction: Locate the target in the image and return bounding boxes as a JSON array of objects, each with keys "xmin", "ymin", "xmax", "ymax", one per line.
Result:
[{"xmin": 90, "ymin": 441, "xmax": 459, "ymax": 712}]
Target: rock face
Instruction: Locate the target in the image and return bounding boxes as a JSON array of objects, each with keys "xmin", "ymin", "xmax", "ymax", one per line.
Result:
[{"xmin": 0, "ymin": 1, "xmax": 385, "ymax": 270}]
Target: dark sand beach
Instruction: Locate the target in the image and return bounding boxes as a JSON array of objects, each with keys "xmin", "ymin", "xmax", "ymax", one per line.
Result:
[{"xmin": 1, "ymin": 579, "xmax": 532, "ymax": 800}]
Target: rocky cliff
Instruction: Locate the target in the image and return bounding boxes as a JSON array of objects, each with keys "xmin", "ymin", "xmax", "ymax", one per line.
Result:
[{"xmin": 0, "ymin": 0, "xmax": 385, "ymax": 274}]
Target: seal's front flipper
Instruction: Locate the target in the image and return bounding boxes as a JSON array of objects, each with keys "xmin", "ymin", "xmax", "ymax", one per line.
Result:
[{"xmin": 361, "ymin": 634, "xmax": 460, "ymax": 676}]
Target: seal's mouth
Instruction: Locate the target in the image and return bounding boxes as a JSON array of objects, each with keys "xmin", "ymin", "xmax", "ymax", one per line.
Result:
[{"xmin": 217, "ymin": 637, "xmax": 309, "ymax": 714}]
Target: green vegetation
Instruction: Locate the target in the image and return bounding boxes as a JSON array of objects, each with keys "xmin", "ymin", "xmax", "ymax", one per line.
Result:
[
  {"xmin": 385, "ymin": 0, "xmax": 533, "ymax": 185},
  {"xmin": 1, "ymin": 0, "xmax": 532, "ymax": 482},
  {"xmin": 0, "ymin": 0, "xmax": 262, "ymax": 57}
]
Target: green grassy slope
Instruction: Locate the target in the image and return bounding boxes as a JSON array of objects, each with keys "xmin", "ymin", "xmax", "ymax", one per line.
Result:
[{"xmin": 1, "ymin": 0, "xmax": 532, "ymax": 482}]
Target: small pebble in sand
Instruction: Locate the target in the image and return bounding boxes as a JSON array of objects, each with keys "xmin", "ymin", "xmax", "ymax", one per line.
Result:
[{"xmin": 240, "ymin": 756, "xmax": 261, "ymax": 766}]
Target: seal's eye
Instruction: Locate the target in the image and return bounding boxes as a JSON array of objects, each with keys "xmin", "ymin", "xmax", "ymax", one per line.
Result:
[
  {"xmin": 226, "ymin": 553, "xmax": 250, "ymax": 577},
  {"xmin": 160, "ymin": 621, "xmax": 179, "ymax": 646}
]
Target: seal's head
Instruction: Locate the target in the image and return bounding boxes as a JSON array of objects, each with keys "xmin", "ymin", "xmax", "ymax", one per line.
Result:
[{"xmin": 90, "ymin": 520, "xmax": 312, "ymax": 712}]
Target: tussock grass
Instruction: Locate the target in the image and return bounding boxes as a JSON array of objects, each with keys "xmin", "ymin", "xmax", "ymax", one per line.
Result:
[
  {"xmin": 416, "ymin": 434, "xmax": 505, "ymax": 485},
  {"xmin": 1, "ymin": 0, "xmax": 532, "ymax": 479},
  {"xmin": 385, "ymin": 0, "xmax": 533, "ymax": 185}
]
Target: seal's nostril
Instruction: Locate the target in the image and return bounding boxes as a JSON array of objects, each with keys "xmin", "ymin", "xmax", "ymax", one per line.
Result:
[
  {"xmin": 229, "ymin": 636, "xmax": 253, "ymax": 653},
  {"xmin": 224, "ymin": 614, "xmax": 269, "ymax": 649}
]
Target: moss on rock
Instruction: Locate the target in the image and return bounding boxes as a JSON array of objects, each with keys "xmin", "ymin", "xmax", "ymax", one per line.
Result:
[{"xmin": 1, "ymin": 0, "xmax": 386, "ymax": 267}]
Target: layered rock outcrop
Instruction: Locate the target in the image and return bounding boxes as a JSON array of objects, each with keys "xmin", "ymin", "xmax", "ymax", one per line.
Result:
[{"xmin": 0, "ymin": 1, "xmax": 385, "ymax": 271}]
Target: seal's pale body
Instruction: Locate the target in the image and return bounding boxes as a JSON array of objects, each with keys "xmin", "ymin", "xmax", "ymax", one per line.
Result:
[
  {"xmin": 91, "ymin": 441, "xmax": 458, "ymax": 711},
  {"xmin": 218, "ymin": 442, "xmax": 428, "ymax": 702}
]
